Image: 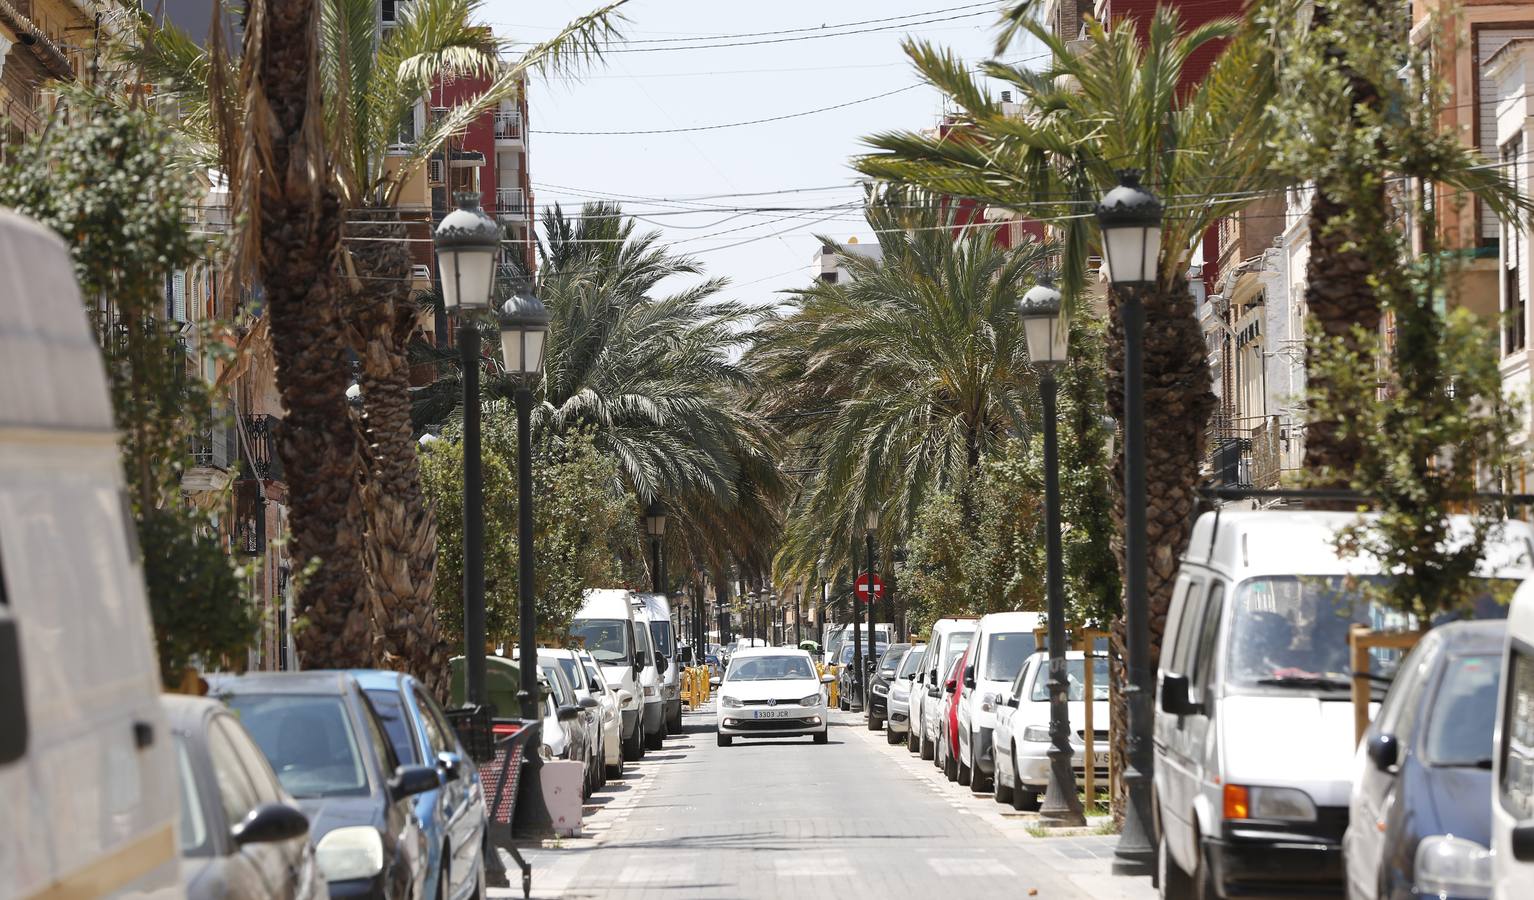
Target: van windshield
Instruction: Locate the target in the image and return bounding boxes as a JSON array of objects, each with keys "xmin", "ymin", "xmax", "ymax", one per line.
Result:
[
  {"xmin": 1227, "ymin": 576, "xmax": 1515, "ymax": 691},
  {"xmin": 572, "ymin": 619, "xmax": 631, "ymax": 664},
  {"xmin": 982, "ymin": 632, "xmax": 1038, "ymax": 681},
  {"xmin": 649, "ymin": 620, "xmax": 674, "ymax": 657}
]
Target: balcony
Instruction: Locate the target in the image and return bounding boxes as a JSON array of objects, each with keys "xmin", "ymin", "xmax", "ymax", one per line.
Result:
[
  {"xmin": 494, "ymin": 111, "xmax": 523, "ymax": 143},
  {"xmin": 184, "ymin": 418, "xmax": 235, "ymax": 494},
  {"xmin": 239, "ymin": 414, "xmax": 284, "ymax": 483},
  {"xmin": 496, "ymin": 187, "xmax": 528, "ymax": 220}
]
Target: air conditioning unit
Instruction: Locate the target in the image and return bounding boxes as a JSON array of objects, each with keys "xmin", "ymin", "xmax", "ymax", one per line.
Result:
[
  {"xmin": 428, "ymin": 158, "xmax": 444, "ymax": 184},
  {"xmin": 411, "ymin": 265, "xmax": 431, "ymax": 281}
]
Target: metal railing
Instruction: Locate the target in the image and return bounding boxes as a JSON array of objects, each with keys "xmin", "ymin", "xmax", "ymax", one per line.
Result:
[
  {"xmin": 494, "ymin": 111, "xmax": 523, "ymax": 140},
  {"xmin": 496, "ymin": 187, "xmax": 526, "ymax": 217},
  {"xmin": 240, "ymin": 414, "xmax": 283, "ymax": 482},
  {"xmin": 190, "ymin": 420, "xmax": 234, "ymax": 470}
]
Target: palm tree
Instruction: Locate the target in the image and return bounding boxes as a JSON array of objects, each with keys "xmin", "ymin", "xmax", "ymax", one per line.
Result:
[
  {"xmin": 146, "ymin": 0, "xmax": 627, "ymax": 680},
  {"xmin": 750, "ymin": 190, "xmax": 1053, "ymax": 584}
]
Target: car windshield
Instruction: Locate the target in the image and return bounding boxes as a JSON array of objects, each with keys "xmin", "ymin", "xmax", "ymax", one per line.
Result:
[
  {"xmin": 572, "ymin": 619, "xmax": 631, "ymax": 664},
  {"xmin": 649, "ymin": 620, "xmax": 674, "ymax": 657},
  {"xmin": 1424, "ymin": 653, "xmax": 1502, "ymax": 767},
  {"xmin": 173, "ymin": 735, "xmax": 210, "ymax": 856},
  {"xmin": 226, "ymin": 694, "xmax": 369, "ymax": 798},
  {"xmin": 839, "ymin": 641, "xmax": 886, "ymax": 665},
  {"xmin": 879, "ymin": 645, "xmax": 911, "ymax": 673},
  {"xmin": 1029, "ymin": 657, "xmax": 1111, "ymax": 701},
  {"xmin": 983, "ymin": 632, "xmax": 1039, "ymax": 681},
  {"xmin": 898, "ymin": 646, "xmax": 926, "ymax": 678},
  {"xmin": 727, "ymin": 655, "xmax": 816, "ymax": 681},
  {"xmin": 364, "ymin": 688, "xmax": 419, "ymax": 764},
  {"xmin": 1227, "ymin": 576, "xmax": 1516, "ymax": 690}
]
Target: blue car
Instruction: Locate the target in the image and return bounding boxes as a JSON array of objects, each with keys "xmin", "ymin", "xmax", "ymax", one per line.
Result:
[{"xmin": 354, "ymin": 671, "xmax": 489, "ymax": 900}]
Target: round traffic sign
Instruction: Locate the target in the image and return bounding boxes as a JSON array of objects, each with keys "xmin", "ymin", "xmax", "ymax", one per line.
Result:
[{"xmin": 854, "ymin": 573, "xmax": 884, "ymax": 603}]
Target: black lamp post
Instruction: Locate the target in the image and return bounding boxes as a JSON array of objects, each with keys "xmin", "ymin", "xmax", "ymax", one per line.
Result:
[
  {"xmin": 434, "ymin": 193, "xmax": 500, "ymax": 711},
  {"xmin": 747, "ymin": 590, "xmax": 759, "ymax": 643},
  {"xmin": 864, "ymin": 508, "xmax": 878, "ymax": 727},
  {"xmin": 645, "ymin": 499, "xmax": 666, "ymax": 594},
  {"xmin": 1020, "ymin": 278, "xmax": 1086, "ymax": 828},
  {"xmin": 818, "ymin": 558, "xmax": 829, "ymax": 662},
  {"xmin": 1097, "ymin": 170, "xmax": 1163, "ymax": 874},
  {"xmin": 498, "ymin": 282, "xmax": 550, "ymax": 723}
]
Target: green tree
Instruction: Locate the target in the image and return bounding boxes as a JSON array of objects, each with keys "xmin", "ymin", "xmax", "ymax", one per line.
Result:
[{"xmin": 0, "ymin": 90, "xmax": 256, "ymax": 682}]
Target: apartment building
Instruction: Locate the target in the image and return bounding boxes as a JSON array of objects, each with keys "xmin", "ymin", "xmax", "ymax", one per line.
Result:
[{"xmin": 0, "ymin": 0, "xmax": 121, "ymax": 151}]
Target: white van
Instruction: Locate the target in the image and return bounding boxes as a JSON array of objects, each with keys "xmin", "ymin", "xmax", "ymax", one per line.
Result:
[
  {"xmin": 572, "ymin": 589, "xmax": 646, "ymax": 760},
  {"xmin": 0, "ymin": 210, "xmax": 183, "ymax": 898},
  {"xmin": 1154, "ymin": 510, "xmax": 1534, "ymax": 900},
  {"xmin": 956, "ymin": 611, "xmax": 1041, "ymax": 792},
  {"xmin": 635, "ymin": 592, "xmax": 682, "ymax": 733},
  {"xmin": 1494, "ymin": 577, "xmax": 1534, "ymax": 898},
  {"xmin": 630, "ymin": 603, "xmax": 666, "ymax": 750},
  {"xmin": 914, "ymin": 617, "xmax": 978, "ymax": 761}
]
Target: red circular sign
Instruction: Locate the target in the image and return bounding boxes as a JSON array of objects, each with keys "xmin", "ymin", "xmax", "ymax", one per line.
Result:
[{"xmin": 854, "ymin": 573, "xmax": 884, "ymax": 603}]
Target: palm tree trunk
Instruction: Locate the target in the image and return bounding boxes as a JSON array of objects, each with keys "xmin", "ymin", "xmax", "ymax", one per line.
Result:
[
  {"xmin": 345, "ymin": 210, "xmax": 450, "ymax": 698},
  {"xmin": 1104, "ymin": 276, "xmax": 1216, "ymax": 818},
  {"xmin": 249, "ymin": 0, "xmax": 373, "ymax": 666}
]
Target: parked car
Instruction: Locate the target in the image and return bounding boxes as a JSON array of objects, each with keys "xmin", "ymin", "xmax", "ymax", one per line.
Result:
[
  {"xmin": 956, "ymin": 612, "xmax": 1041, "ymax": 792},
  {"xmin": 212, "ymin": 672, "xmax": 440, "ymax": 900},
  {"xmin": 575, "ymin": 648, "xmax": 625, "ymax": 780},
  {"xmin": 1344, "ymin": 621, "xmax": 1505, "ymax": 900},
  {"xmin": 636, "ymin": 593, "xmax": 683, "ymax": 733},
  {"xmin": 165, "ymin": 694, "xmax": 325, "ymax": 900},
  {"xmin": 356, "ymin": 671, "xmax": 488, "ymax": 900},
  {"xmin": 542, "ymin": 648, "xmax": 610, "ymax": 790},
  {"xmin": 0, "ymin": 208, "xmax": 183, "ymax": 899},
  {"xmin": 835, "ymin": 635, "xmax": 888, "ymax": 711},
  {"xmin": 1494, "ymin": 577, "xmax": 1534, "ymax": 899},
  {"xmin": 887, "ymin": 644, "xmax": 927, "ymax": 746},
  {"xmin": 512, "ymin": 650, "xmax": 601, "ymax": 797},
  {"xmin": 450, "ymin": 655, "xmax": 586, "ymax": 780},
  {"xmin": 938, "ymin": 648, "xmax": 970, "ymax": 782},
  {"xmin": 915, "ymin": 618, "xmax": 979, "ymax": 762},
  {"xmin": 1153, "ymin": 510, "xmax": 1534, "ymax": 900},
  {"xmin": 572, "ymin": 589, "xmax": 646, "ymax": 761},
  {"xmin": 867, "ymin": 642, "xmax": 912, "ymax": 730},
  {"xmin": 714, "ymin": 648, "xmax": 835, "ymax": 746},
  {"xmin": 629, "ymin": 599, "xmax": 669, "ymax": 750},
  {"xmin": 993, "ymin": 651, "xmax": 1110, "ymax": 811}
]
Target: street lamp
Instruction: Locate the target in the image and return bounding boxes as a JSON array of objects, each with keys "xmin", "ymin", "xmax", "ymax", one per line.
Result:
[
  {"xmin": 1097, "ymin": 170, "xmax": 1163, "ymax": 874},
  {"xmin": 434, "ymin": 192, "xmax": 501, "ymax": 712},
  {"xmin": 747, "ymin": 590, "xmax": 759, "ymax": 643},
  {"xmin": 1019, "ymin": 278, "xmax": 1085, "ymax": 828},
  {"xmin": 645, "ymin": 499, "xmax": 666, "ymax": 594},
  {"xmin": 818, "ymin": 557, "xmax": 829, "ymax": 663},
  {"xmin": 863, "ymin": 508, "xmax": 879, "ymax": 727}
]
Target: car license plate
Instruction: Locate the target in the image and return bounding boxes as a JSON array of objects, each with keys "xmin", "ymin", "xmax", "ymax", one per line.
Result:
[{"xmin": 753, "ymin": 708, "xmax": 794, "ymax": 720}]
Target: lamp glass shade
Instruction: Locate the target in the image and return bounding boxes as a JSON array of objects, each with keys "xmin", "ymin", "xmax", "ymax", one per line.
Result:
[
  {"xmin": 437, "ymin": 246, "xmax": 496, "ymax": 311},
  {"xmin": 644, "ymin": 500, "xmax": 667, "ymax": 537},
  {"xmin": 1018, "ymin": 281, "xmax": 1068, "ymax": 367},
  {"xmin": 866, "ymin": 509, "xmax": 879, "ymax": 532},
  {"xmin": 498, "ymin": 288, "xmax": 551, "ymax": 380},
  {"xmin": 1101, "ymin": 225, "xmax": 1162, "ymax": 287}
]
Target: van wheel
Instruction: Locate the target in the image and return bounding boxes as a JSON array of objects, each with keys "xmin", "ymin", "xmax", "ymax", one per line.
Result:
[
  {"xmin": 623, "ymin": 726, "xmax": 642, "ymax": 761},
  {"xmin": 1193, "ymin": 833, "xmax": 1218, "ymax": 900},
  {"xmin": 919, "ymin": 727, "xmax": 934, "ymax": 760},
  {"xmin": 645, "ymin": 727, "xmax": 664, "ymax": 751},
  {"xmin": 606, "ymin": 759, "xmax": 623, "ymax": 779},
  {"xmin": 1158, "ymin": 830, "xmax": 1193, "ymax": 900}
]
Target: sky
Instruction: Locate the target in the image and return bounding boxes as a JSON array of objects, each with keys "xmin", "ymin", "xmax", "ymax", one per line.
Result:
[{"xmin": 481, "ymin": 0, "xmax": 1042, "ymax": 305}]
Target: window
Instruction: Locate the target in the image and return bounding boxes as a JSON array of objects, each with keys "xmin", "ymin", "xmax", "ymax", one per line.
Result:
[
  {"xmin": 648, "ymin": 620, "xmax": 674, "ymax": 657},
  {"xmin": 216, "ymin": 716, "xmax": 284, "ymax": 804},
  {"xmin": 1029, "ymin": 657, "xmax": 1110, "ymax": 702},
  {"xmin": 1501, "ymin": 644, "xmax": 1534, "ymax": 819},
  {"xmin": 570, "ymin": 619, "xmax": 631, "ymax": 664},
  {"xmin": 208, "ymin": 721, "xmax": 260, "ymax": 826},
  {"xmin": 1191, "ymin": 583, "xmax": 1225, "ymax": 692},
  {"xmin": 1424, "ymin": 654, "xmax": 1501, "ymax": 766},
  {"xmin": 1506, "ymin": 132, "xmax": 1526, "ymax": 356},
  {"xmin": 172, "ymin": 736, "xmax": 210, "ymax": 856},
  {"xmin": 982, "ymin": 632, "xmax": 1038, "ymax": 681},
  {"xmin": 366, "ymin": 688, "xmax": 420, "ymax": 765},
  {"xmin": 725, "ymin": 655, "xmax": 817, "ymax": 682},
  {"xmin": 358, "ymin": 691, "xmax": 399, "ymax": 774},
  {"xmin": 414, "ymin": 688, "xmax": 452, "ymax": 756},
  {"xmin": 227, "ymin": 694, "xmax": 369, "ymax": 797},
  {"xmin": 1169, "ymin": 577, "xmax": 1205, "ymax": 675}
]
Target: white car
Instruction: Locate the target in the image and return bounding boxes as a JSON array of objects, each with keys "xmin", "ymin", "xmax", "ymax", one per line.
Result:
[
  {"xmin": 715, "ymin": 648, "xmax": 835, "ymax": 746},
  {"xmin": 576, "ymin": 648, "xmax": 625, "ymax": 779},
  {"xmin": 993, "ymin": 650, "xmax": 1109, "ymax": 810},
  {"xmin": 886, "ymin": 644, "xmax": 926, "ymax": 745},
  {"xmin": 956, "ymin": 611, "xmax": 1041, "ymax": 792}
]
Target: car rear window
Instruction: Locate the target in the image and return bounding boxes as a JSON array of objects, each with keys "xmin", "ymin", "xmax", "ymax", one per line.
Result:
[{"xmin": 226, "ymin": 694, "xmax": 369, "ymax": 798}]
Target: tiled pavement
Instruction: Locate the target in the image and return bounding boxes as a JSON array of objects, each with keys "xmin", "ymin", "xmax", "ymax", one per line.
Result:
[{"xmin": 492, "ymin": 706, "xmax": 1156, "ymax": 899}]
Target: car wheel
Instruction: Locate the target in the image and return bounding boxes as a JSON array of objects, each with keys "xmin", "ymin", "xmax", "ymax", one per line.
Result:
[
  {"xmin": 623, "ymin": 725, "xmax": 642, "ymax": 761},
  {"xmin": 919, "ymin": 726, "xmax": 934, "ymax": 760},
  {"xmin": 814, "ymin": 730, "xmax": 829, "ymax": 744},
  {"xmin": 957, "ymin": 753, "xmax": 972, "ymax": 786},
  {"xmin": 645, "ymin": 727, "xmax": 664, "ymax": 751},
  {"xmin": 1016, "ymin": 788, "xmax": 1040, "ymax": 811},
  {"xmin": 868, "ymin": 713, "xmax": 881, "ymax": 731},
  {"xmin": 886, "ymin": 726, "xmax": 902, "ymax": 745},
  {"xmin": 605, "ymin": 759, "xmax": 624, "ymax": 779},
  {"xmin": 969, "ymin": 731, "xmax": 992, "ymax": 793},
  {"xmin": 839, "ymin": 696, "xmax": 849, "ymax": 712},
  {"xmin": 717, "ymin": 733, "xmax": 732, "ymax": 747},
  {"xmin": 907, "ymin": 724, "xmax": 919, "ymax": 754},
  {"xmin": 944, "ymin": 745, "xmax": 959, "ymax": 781},
  {"xmin": 1158, "ymin": 829, "xmax": 1193, "ymax": 900},
  {"xmin": 995, "ymin": 767, "xmax": 1014, "ymax": 805}
]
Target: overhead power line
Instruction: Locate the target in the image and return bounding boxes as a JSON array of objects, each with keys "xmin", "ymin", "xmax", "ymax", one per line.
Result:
[
  {"xmin": 536, "ymin": 84, "xmax": 928, "ymax": 135},
  {"xmin": 570, "ymin": 3, "xmax": 998, "ymax": 44}
]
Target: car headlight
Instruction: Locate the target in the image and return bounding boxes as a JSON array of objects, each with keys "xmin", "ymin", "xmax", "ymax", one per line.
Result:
[
  {"xmin": 872, "ymin": 683, "xmax": 889, "ymax": 696},
  {"xmin": 721, "ymin": 695, "xmax": 743, "ymax": 708},
  {"xmin": 799, "ymin": 695, "xmax": 820, "ymax": 707},
  {"xmin": 1221, "ymin": 785, "xmax": 1316, "ymax": 822},
  {"xmin": 643, "ymin": 685, "xmax": 658, "ymax": 698},
  {"xmin": 1022, "ymin": 725, "xmax": 1051, "ymax": 742},
  {"xmin": 1414, "ymin": 836, "xmax": 1492, "ymax": 898},
  {"xmin": 315, "ymin": 826, "xmax": 384, "ymax": 882}
]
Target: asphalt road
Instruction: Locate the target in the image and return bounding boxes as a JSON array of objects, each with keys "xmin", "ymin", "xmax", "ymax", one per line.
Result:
[{"xmin": 533, "ymin": 705, "xmax": 1141, "ymax": 899}]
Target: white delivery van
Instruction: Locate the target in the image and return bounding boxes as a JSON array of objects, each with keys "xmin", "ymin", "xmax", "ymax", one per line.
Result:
[
  {"xmin": 635, "ymin": 592, "xmax": 682, "ymax": 733},
  {"xmin": 630, "ymin": 599, "xmax": 667, "ymax": 750},
  {"xmin": 1154, "ymin": 510, "xmax": 1534, "ymax": 900},
  {"xmin": 915, "ymin": 617, "xmax": 979, "ymax": 761},
  {"xmin": 0, "ymin": 209, "xmax": 183, "ymax": 899},
  {"xmin": 957, "ymin": 611, "xmax": 1041, "ymax": 792},
  {"xmin": 572, "ymin": 589, "xmax": 646, "ymax": 760},
  {"xmin": 1494, "ymin": 577, "xmax": 1534, "ymax": 899}
]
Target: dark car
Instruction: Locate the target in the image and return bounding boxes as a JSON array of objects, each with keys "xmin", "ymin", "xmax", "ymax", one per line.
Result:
[
  {"xmin": 1345, "ymin": 621, "xmax": 1506, "ymax": 900},
  {"xmin": 211, "ymin": 672, "xmax": 441, "ymax": 900},
  {"xmin": 355, "ymin": 671, "xmax": 488, "ymax": 900},
  {"xmin": 165, "ymin": 695, "xmax": 326, "ymax": 900},
  {"xmin": 835, "ymin": 638, "xmax": 888, "ymax": 711},
  {"xmin": 867, "ymin": 642, "xmax": 912, "ymax": 730}
]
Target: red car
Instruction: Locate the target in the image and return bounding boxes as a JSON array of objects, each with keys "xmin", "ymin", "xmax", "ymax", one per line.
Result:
[{"xmin": 940, "ymin": 647, "xmax": 969, "ymax": 783}]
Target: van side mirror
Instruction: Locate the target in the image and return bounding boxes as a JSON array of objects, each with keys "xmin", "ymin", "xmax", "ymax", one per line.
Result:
[
  {"xmin": 0, "ymin": 618, "xmax": 28, "ymax": 765},
  {"xmin": 1366, "ymin": 733, "xmax": 1400, "ymax": 772},
  {"xmin": 1513, "ymin": 822, "xmax": 1534, "ymax": 862},
  {"xmin": 556, "ymin": 704, "xmax": 581, "ymax": 722},
  {"xmin": 963, "ymin": 665, "xmax": 976, "ymax": 689},
  {"xmin": 1159, "ymin": 674, "xmax": 1201, "ymax": 716},
  {"xmin": 231, "ymin": 802, "xmax": 309, "ymax": 846},
  {"xmin": 656, "ymin": 654, "xmax": 669, "ymax": 674}
]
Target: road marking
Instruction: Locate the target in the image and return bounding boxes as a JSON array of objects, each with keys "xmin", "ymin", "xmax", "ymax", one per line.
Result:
[
  {"xmin": 774, "ymin": 853, "xmax": 855, "ymax": 877},
  {"xmin": 928, "ymin": 857, "xmax": 1015, "ymax": 877}
]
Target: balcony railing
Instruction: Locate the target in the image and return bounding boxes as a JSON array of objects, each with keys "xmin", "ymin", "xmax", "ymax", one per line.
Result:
[
  {"xmin": 240, "ymin": 414, "xmax": 284, "ymax": 482},
  {"xmin": 496, "ymin": 187, "xmax": 526, "ymax": 217},
  {"xmin": 494, "ymin": 111, "xmax": 523, "ymax": 140}
]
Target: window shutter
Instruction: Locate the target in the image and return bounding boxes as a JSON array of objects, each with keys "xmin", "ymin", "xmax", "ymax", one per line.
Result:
[{"xmin": 172, "ymin": 271, "xmax": 187, "ymax": 322}]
